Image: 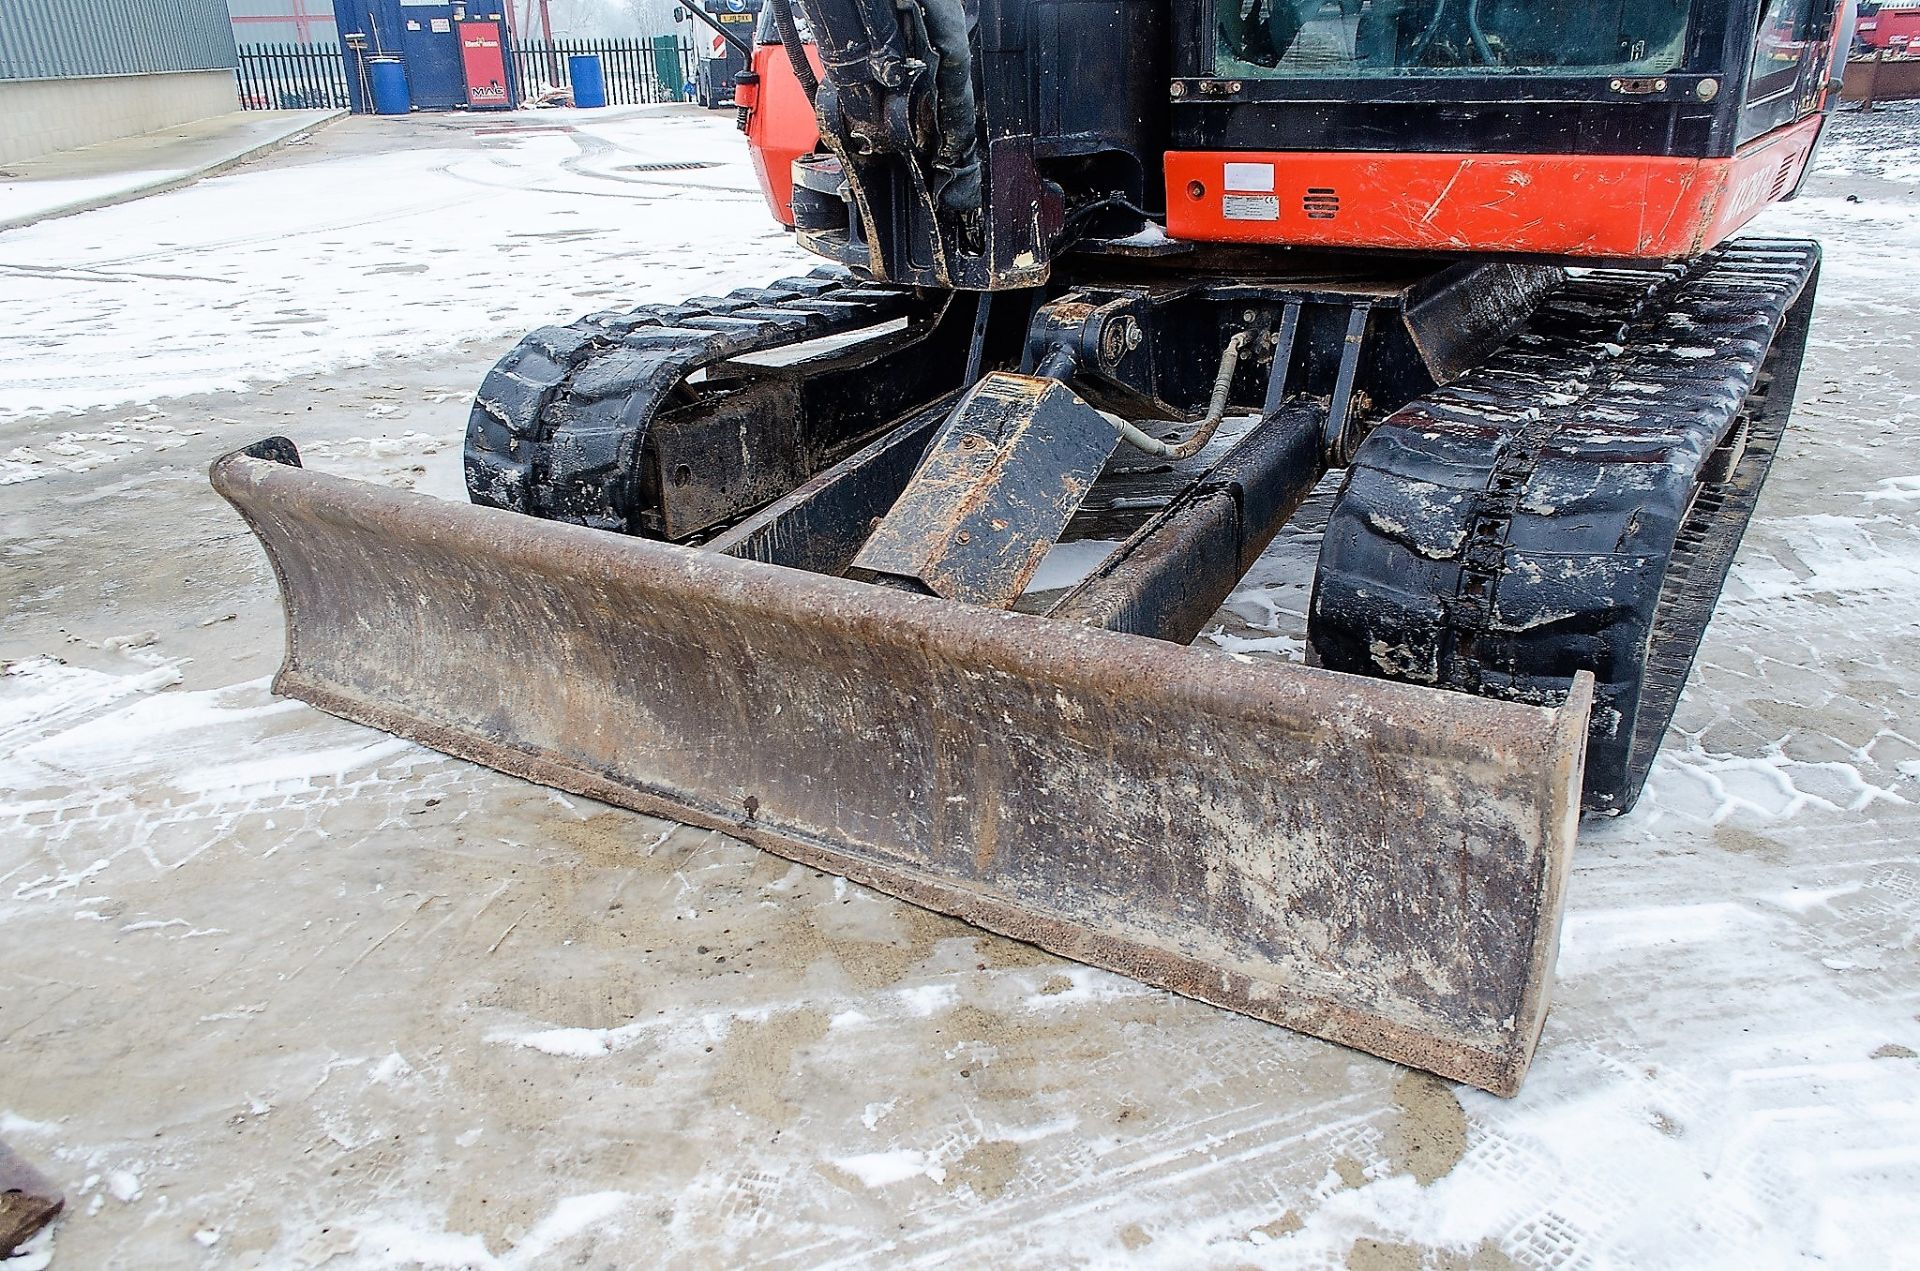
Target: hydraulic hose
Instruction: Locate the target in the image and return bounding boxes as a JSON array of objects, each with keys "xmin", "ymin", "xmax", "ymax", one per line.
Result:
[
  {"xmin": 1105, "ymin": 332, "xmax": 1253, "ymax": 462},
  {"xmin": 917, "ymin": 0, "xmax": 981, "ymax": 209},
  {"xmin": 769, "ymin": 0, "xmax": 820, "ymax": 102},
  {"xmin": 1464, "ymin": 0, "xmax": 1495, "ymax": 64}
]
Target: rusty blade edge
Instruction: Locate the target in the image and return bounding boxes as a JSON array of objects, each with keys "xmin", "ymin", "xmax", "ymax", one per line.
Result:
[
  {"xmin": 1506, "ymin": 667, "xmax": 1591, "ymax": 1085},
  {"xmin": 214, "ymin": 451, "xmax": 1592, "ymax": 1096},
  {"xmin": 0, "ymin": 1140, "xmax": 64, "ymax": 1256},
  {"xmin": 274, "ymin": 667, "xmax": 1581, "ymax": 1096}
]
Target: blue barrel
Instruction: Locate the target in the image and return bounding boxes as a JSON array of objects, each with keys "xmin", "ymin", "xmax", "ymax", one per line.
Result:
[
  {"xmin": 369, "ymin": 57, "xmax": 410, "ymax": 115},
  {"xmin": 569, "ymin": 54, "xmax": 607, "ymax": 108}
]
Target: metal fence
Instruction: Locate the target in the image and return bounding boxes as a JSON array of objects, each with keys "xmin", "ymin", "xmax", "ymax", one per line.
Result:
[
  {"xmin": 237, "ymin": 43, "xmax": 352, "ymax": 111},
  {"xmin": 236, "ymin": 37, "xmax": 700, "ymax": 112},
  {"xmin": 512, "ymin": 37, "xmax": 701, "ymax": 105}
]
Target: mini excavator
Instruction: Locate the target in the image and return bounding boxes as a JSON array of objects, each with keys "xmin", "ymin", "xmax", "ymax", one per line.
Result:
[{"xmin": 215, "ymin": 0, "xmax": 1849, "ymax": 1093}]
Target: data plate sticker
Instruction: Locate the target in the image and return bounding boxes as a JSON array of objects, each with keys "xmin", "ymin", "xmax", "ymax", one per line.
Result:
[
  {"xmin": 1223, "ymin": 162, "xmax": 1276, "ymax": 193},
  {"xmin": 1223, "ymin": 194, "xmax": 1280, "ymax": 221}
]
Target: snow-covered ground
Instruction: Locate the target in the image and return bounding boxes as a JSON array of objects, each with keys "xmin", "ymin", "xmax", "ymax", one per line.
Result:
[
  {"xmin": 0, "ymin": 111, "xmax": 340, "ymax": 234},
  {"xmin": 2, "ymin": 104, "xmax": 1917, "ymax": 1269},
  {"xmin": 0, "ymin": 107, "xmax": 813, "ymax": 426}
]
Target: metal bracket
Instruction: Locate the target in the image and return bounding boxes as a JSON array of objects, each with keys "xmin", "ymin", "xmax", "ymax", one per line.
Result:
[
  {"xmin": 1322, "ymin": 303, "xmax": 1372, "ymax": 465},
  {"xmin": 850, "ymin": 372, "xmax": 1121, "ymax": 606},
  {"xmin": 1263, "ymin": 300, "xmax": 1303, "ymax": 416}
]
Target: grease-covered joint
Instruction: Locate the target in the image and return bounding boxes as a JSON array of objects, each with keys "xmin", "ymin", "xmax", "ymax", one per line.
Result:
[{"xmin": 1023, "ymin": 292, "xmax": 1159, "ymax": 391}]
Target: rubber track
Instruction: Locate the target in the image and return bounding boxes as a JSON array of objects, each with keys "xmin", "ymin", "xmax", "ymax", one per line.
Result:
[
  {"xmin": 1624, "ymin": 263, "xmax": 1814, "ymax": 803},
  {"xmin": 1311, "ymin": 239, "xmax": 1820, "ymax": 815},
  {"xmin": 464, "ymin": 268, "xmax": 926, "ymax": 534}
]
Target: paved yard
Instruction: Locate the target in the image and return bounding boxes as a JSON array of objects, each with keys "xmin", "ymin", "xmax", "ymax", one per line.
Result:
[{"xmin": 2, "ymin": 104, "xmax": 1917, "ymax": 1268}]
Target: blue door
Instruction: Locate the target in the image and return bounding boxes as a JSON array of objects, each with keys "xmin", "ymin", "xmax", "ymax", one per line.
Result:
[{"xmin": 397, "ymin": 0, "xmax": 466, "ymax": 108}]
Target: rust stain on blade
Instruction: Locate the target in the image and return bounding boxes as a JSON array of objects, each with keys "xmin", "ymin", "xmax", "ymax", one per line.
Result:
[
  {"xmin": 0, "ymin": 1140, "xmax": 63, "ymax": 1255},
  {"xmin": 212, "ymin": 448, "xmax": 1592, "ymax": 1096}
]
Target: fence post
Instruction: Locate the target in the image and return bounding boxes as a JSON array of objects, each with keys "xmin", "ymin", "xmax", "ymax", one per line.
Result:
[{"xmin": 1863, "ymin": 48, "xmax": 1885, "ymax": 113}]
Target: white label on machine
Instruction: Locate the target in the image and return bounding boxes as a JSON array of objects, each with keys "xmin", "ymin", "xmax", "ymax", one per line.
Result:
[
  {"xmin": 1223, "ymin": 162, "xmax": 1276, "ymax": 193},
  {"xmin": 1223, "ymin": 194, "xmax": 1280, "ymax": 221},
  {"xmin": 1222, "ymin": 162, "xmax": 1279, "ymax": 220}
]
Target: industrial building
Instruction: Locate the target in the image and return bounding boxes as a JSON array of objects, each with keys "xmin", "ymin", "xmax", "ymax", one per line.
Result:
[
  {"xmin": 0, "ymin": 0, "xmax": 241, "ymax": 164},
  {"xmin": 228, "ymin": 0, "xmax": 339, "ymax": 45}
]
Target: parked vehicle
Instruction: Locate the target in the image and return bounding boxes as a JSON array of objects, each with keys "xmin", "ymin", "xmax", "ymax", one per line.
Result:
[
  {"xmin": 678, "ymin": 0, "xmax": 762, "ymax": 107},
  {"xmin": 1858, "ymin": 2, "xmax": 1920, "ymax": 52}
]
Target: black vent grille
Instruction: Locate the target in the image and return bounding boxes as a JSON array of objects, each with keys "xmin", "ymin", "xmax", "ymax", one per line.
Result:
[
  {"xmin": 1303, "ymin": 188, "xmax": 1340, "ymax": 220},
  {"xmin": 1769, "ymin": 157, "xmax": 1794, "ymax": 201}
]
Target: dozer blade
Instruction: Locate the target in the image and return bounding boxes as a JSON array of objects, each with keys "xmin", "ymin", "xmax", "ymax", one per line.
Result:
[{"xmin": 213, "ymin": 443, "xmax": 1592, "ymax": 1096}]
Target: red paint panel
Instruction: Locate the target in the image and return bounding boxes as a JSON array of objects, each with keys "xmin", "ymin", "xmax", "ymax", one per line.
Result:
[
  {"xmin": 743, "ymin": 43, "xmax": 823, "ymax": 227},
  {"xmin": 1696, "ymin": 116, "xmax": 1824, "ymax": 250},
  {"xmin": 457, "ymin": 22, "xmax": 512, "ymax": 110},
  {"xmin": 1163, "ymin": 117, "xmax": 1824, "ymax": 260}
]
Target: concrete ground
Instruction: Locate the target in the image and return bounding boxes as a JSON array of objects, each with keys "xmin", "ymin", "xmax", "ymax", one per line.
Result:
[
  {"xmin": 1, "ymin": 106, "xmax": 1917, "ymax": 1269},
  {"xmin": 0, "ymin": 110, "xmax": 344, "ymax": 233}
]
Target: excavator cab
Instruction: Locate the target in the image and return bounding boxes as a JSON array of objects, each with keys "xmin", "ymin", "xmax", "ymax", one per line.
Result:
[
  {"xmin": 770, "ymin": 0, "xmax": 1845, "ymax": 279},
  {"xmin": 213, "ymin": 0, "xmax": 1840, "ymax": 1094},
  {"xmin": 1218, "ymin": 0, "xmax": 1695, "ymax": 75}
]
